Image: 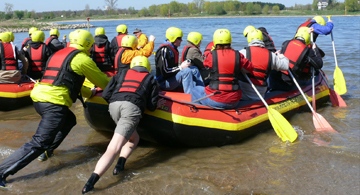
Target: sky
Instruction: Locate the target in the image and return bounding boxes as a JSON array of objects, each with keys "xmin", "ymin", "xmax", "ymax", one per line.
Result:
[{"xmin": 0, "ymin": 0, "xmax": 321, "ymax": 13}]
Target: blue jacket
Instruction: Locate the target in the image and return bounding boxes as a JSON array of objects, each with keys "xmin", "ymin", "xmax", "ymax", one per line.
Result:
[{"xmin": 310, "ymin": 19, "xmax": 334, "ymax": 35}]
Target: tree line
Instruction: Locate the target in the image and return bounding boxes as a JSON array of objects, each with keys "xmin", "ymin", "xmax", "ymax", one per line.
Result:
[{"xmin": 1, "ymin": 0, "xmax": 359, "ymax": 21}]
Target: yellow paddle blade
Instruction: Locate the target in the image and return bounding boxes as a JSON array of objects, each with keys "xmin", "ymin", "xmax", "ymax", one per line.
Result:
[
  {"xmin": 268, "ymin": 108, "xmax": 298, "ymax": 142},
  {"xmin": 333, "ymin": 66, "xmax": 347, "ymax": 95}
]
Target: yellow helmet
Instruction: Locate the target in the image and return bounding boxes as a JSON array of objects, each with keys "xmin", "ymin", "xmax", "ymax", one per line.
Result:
[
  {"xmin": 116, "ymin": 24, "xmax": 127, "ymax": 34},
  {"xmin": 247, "ymin": 29, "xmax": 263, "ymax": 43},
  {"xmin": 166, "ymin": 27, "xmax": 183, "ymax": 43},
  {"xmin": 95, "ymin": 27, "xmax": 105, "ymax": 36},
  {"xmin": 295, "ymin": 27, "xmax": 310, "ymax": 45},
  {"xmin": 213, "ymin": 29, "xmax": 232, "ymax": 46},
  {"xmin": 0, "ymin": 32, "xmax": 11, "ymax": 43},
  {"xmin": 50, "ymin": 29, "xmax": 60, "ymax": 37},
  {"xmin": 31, "ymin": 31, "xmax": 45, "ymax": 42},
  {"xmin": 29, "ymin": 27, "xmax": 38, "ymax": 35},
  {"xmin": 313, "ymin": 16, "xmax": 325, "ymax": 26},
  {"xmin": 121, "ymin": 35, "xmax": 138, "ymax": 50},
  {"xmin": 243, "ymin": 25, "xmax": 256, "ymax": 37},
  {"xmin": 7, "ymin": 31, "xmax": 15, "ymax": 42},
  {"xmin": 130, "ymin": 56, "xmax": 151, "ymax": 73},
  {"xmin": 187, "ymin": 32, "xmax": 203, "ymax": 45},
  {"xmin": 70, "ymin": 29, "xmax": 95, "ymax": 51}
]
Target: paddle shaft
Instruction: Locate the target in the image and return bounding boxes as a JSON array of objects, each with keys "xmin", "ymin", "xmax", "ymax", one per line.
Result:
[
  {"xmin": 330, "ymin": 32, "xmax": 339, "ymax": 68},
  {"xmin": 192, "ymin": 91, "xmax": 221, "ymax": 103},
  {"xmin": 25, "ymin": 75, "xmax": 37, "ymax": 84},
  {"xmin": 311, "ymin": 33, "xmax": 316, "ymax": 111},
  {"xmin": 288, "ymin": 70, "xmax": 316, "ymax": 113}
]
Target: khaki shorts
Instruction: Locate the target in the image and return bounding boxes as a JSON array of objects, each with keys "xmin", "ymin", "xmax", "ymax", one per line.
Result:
[
  {"xmin": 0, "ymin": 70, "xmax": 21, "ymax": 83},
  {"xmin": 109, "ymin": 101, "xmax": 142, "ymax": 140}
]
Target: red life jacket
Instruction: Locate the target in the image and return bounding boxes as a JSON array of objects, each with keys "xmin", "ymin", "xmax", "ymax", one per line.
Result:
[
  {"xmin": 181, "ymin": 45, "xmax": 201, "ymax": 62},
  {"xmin": 27, "ymin": 44, "xmax": 47, "ymax": 73},
  {"xmin": 209, "ymin": 49, "xmax": 240, "ymax": 91},
  {"xmin": 115, "ymin": 34, "xmax": 126, "ymax": 49},
  {"xmin": 296, "ymin": 21, "xmax": 318, "ymax": 42},
  {"xmin": 203, "ymin": 41, "xmax": 214, "ymax": 58},
  {"xmin": 93, "ymin": 44, "xmax": 106, "ymax": 63},
  {"xmin": 240, "ymin": 46, "xmax": 272, "ymax": 86},
  {"xmin": 0, "ymin": 42, "xmax": 18, "ymax": 70},
  {"xmin": 66, "ymin": 42, "xmax": 70, "ymax": 47},
  {"xmin": 45, "ymin": 37, "xmax": 56, "ymax": 46},
  {"xmin": 281, "ymin": 40, "xmax": 311, "ymax": 77},
  {"xmin": 114, "ymin": 48, "xmax": 130, "ymax": 73},
  {"xmin": 115, "ymin": 69, "xmax": 152, "ymax": 99},
  {"xmin": 21, "ymin": 37, "xmax": 31, "ymax": 49},
  {"xmin": 40, "ymin": 47, "xmax": 84, "ymax": 103},
  {"xmin": 158, "ymin": 43, "xmax": 179, "ymax": 64}
]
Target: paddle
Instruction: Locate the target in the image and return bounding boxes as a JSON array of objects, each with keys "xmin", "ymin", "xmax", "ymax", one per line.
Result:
[
  {"xmin": 326, "ymin": 15, "xmax": 347, "ymax": 95},
  {"xmin": 25, "ymin": 75, "xmax": 37, "ymax": 84},
  {"xmin": 242, "ymin": 72, "xmax": 297, "ymax": 142},
  {"xmin": 319, "ymin": 70, "xmax": 347, "ymax": 107},
  {"xmin": 192, "ymin": 91, "xmax": 221, "ymax": 103},
  {"xmin": 311, "ymin": 33, "xmax": 316, "ymax": 111},
  {"xmin": 288, "ymin": 70, "xmax": 337, "ymax": 133}
]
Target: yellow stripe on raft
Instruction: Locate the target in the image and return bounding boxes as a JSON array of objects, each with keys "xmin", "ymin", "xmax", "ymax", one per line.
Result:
[
  {"xmin": 144, "ymin": 90, "xmax": 329, "ymax": 131},
  {"xmin": 0, "ymin": 90, "xmax": 32, "ymax": 98}
]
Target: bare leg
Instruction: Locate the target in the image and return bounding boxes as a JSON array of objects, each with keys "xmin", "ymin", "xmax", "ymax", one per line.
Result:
[
  {"xmin": 94, "ymin": 133, "xmax": 127, "ymax": 177},
  {"xmin": 119, "ymin": 130, "xmax": 140, "ymax": 159}
]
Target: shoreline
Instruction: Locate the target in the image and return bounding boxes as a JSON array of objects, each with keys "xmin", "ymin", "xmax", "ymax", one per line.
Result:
[{"xmin": 55, "ymin": 14, "xmax": 359, "ymax": 23}]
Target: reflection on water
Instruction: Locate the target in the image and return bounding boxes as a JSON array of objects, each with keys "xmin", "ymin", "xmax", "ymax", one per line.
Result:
[{"xmin": 0, "ymin": 16, "xmax": 359, "ymax": 194}]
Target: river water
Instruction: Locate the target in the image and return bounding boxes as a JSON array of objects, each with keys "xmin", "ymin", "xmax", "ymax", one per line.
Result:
[{"xmin": 0, "ymin": 16, "xmax": 359, "ymax": 194}]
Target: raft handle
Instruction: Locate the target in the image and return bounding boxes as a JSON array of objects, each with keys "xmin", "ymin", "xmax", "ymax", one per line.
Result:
[{"xmin": 190, "ymin": 106, "xmax": 198, "ymax": 112}]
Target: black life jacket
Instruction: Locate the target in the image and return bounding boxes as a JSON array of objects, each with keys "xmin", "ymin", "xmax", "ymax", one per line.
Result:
[
  {"xmin": 113, "ymin": 69, "xmax": 152, "ymax": 103},
  {"xmin": 0, "ymin": 42, "xmax": 18, "ymax": 70},
  {"xmin": 203, "ymin": 41, "xmax": 214, "ymax": 58},
  {"xmin": 262, "ymin": 32, "xmax": 276, "ymax": 52},
  {"xmin": 281, "ymin": 39, "xmax": 311, "ymax": 78},
  {"xmin": 239, "ymin": 46, "xmax": 272, "ymax": 86},
  {"xmin": 155, "ymin": 43, "xmax": 179, "ymax": 79},
  {"xmin": 209, "ymin": 49, "xmax": 240, "ymax": 91},
  {"xmin": 297, "ymin": 21, "xmax": 318, "ymax": 42},
  {"xmin": 156, "ymin": 43, "xmax": 179, "ymax": 64},
  {"xmin": 27, "ymin": 44, "xmax": 47, "ymax": 74},
  {"xmin": 181, "ymin": 44, "xmax": 201, "ymax": 62},
  {"xmin": 91, "ymin": 42, "xmax": 113, "ymax": 71},
  {"xmin": 21, "ymin": 37, "xmax": 31, "ymax": 49},
  {"xmin": 114, "ymin": 47, "xmax": 130, "ymax": 74},
  {"xmin": 40, "ymin": 47, "xmax": 84, "ymax": 103}
]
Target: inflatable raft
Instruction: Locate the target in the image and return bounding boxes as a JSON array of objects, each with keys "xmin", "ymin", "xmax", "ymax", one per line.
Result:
[
  {"xmin": 0, "ymin": 81, "xmax": 35, "ymax": 111},
  {"xmin": 84, "ymin": 72, "xmax": 330, "ymax": 147}
]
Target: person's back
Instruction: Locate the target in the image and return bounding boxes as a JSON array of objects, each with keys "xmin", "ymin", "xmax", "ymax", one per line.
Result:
[
  {"xmin": 191, "ymin": 29, "xmax": 253, "ymax": 109},
  {"xmin": 0, "ymin": 32, "xmax": 21, "ymax": 83},
  {"xmin": 26, "ymin": 30, "xmax": 52, "ymax": 80},
  {"xmin": 91, "ymin": 27, "xmax": 113, "ymax": 71},
  {"xmin": 110, "ymin": 24, "xmax": 128, "ymax": 63},
  {"xmin": 45, "ymin": 29, "xmax": 66, "ymax": 53},
  {"xmin": 257, "ymin": 27, "xmax": 276, "ymax": 53},
  {"xmin": 239, "ymin": 29, "xmax": 289, "ymax": 100},
  {"xmin": 268, "ymin": 27, "xmax": 323, "ymax": 91}
]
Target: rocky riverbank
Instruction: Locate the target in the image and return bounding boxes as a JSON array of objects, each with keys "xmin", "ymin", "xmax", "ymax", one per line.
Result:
[{"xmin": 0, "ymin": 22, "xmax": 95, "ymax": 33}]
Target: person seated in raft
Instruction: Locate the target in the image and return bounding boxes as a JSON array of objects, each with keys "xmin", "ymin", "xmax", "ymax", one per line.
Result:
[
  {"xmin": 133, "ymin": 28, "xmax": 148, "ymax": 50},
  {"xmin": 45, "ymin": 28, "xmax": 67, "ymax": 53},
  {"xmin": 190, "ymin": 29, "xmax": 254, "ymax": 109},
  {"xmin": 114, "ymin": 34, "xmax": 155, "ymax": 73},
  {"xmin": 243, "ymin": 25, "xmax": 277, "ymax": 53},
  {"xmin": 24, "ymin": 30, "xmax": 52, "ymax": 80},
  {"xmin": 110, "ymin": 24, "xmax": 128, "ymax": 64},
  {"xmin": 238, "ymin": 29, "xmax": 289, "ymax": 101},
  {"xmin": 90, "ymin": 27, "xmax": 113, "ymax": 71},
  {"xmin": 181, "ymin": 32, "xmax": 210, "ymax": 84},
  {"xmin": 202, "ymin": 41, "xmax": 214, "ymax": 59},
  {"xmin": 20, "ymin": 27, "xmax": 37, "ymax": 52},
  {"xmin": 82, "ymin": 56, "xmax": 159, "ymax": 194},
  {"xmin": 155, "ymin": 27, "xmax": 204, "ymax": 94},
  {"xmin": 296, "ymin": 16, "xmax": 334, "ymax": 57},
  {"xmin": 268, "ymin": 27, "xmax": 323, "ymax": 91},
  {"xmin": 0, "ymin": 32, "xmax": 29, "ymax": 84},
  {"xmin": 0, "ymin": 29, "xmax": 109, "ymax": 190}
]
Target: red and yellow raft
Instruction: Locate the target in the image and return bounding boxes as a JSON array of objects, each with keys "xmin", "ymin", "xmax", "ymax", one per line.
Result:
[
  {"xmin": 84, "ymin": 72, "xmax": 330, "ymax": 147},
  {"xmin": 0, "ymin": 81, "xmax": 35, "ymax": 111}
]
